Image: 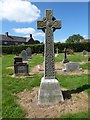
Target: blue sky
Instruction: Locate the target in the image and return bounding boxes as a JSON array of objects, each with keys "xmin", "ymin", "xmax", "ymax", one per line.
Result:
[{"xmin": 1, "ymin": 0, "xmax": 88, "ymax": 42}]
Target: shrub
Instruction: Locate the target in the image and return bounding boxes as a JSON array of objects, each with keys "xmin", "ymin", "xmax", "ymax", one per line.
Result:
[
  {"xmin": 2, "ymin": 42, "xmax": 90, "ymax": 54},
  {"xmin": 66, "ymin": 49, "xmax": 74, "ymax": 55}
]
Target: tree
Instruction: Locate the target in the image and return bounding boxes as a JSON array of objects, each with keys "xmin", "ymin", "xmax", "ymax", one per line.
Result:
[{"xmin": 66, "ymin": 34, "xmax": 84, "ymax": 43}]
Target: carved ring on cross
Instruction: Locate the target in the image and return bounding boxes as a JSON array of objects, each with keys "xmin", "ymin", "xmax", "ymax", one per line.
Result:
[{"xmin": 42, "ymin": 16, "xmax": 56, "ymax": 32}]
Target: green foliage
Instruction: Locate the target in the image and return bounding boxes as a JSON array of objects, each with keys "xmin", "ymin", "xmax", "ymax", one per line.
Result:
[
  {"xmin": 55, "ymin": 42, "xmax": 90, "ymax": 52},
  {"xmin": 2, "ymin": 53, "xmax": 90, "ymax": 118},
  {"xmin": 66, "ymin": 48, "xmax": 74, "ymax": 55},
  {"xmin": 2, "ymin": 44, "xmax": 44, "ymax": 54},
  {"xmin": 55, "ymin": 52, "xmax": 89, "ymax": 63},
  {"xmin": 66, "ymin": 34, "xmax": 84, "ymax": 43},
  {"xmin": 61, "ymin": 111, "xmax": 89, "ymax": 118},
  {"xmin": 2, "ymin": 42, "xmax": 90, "ymax": 54}
]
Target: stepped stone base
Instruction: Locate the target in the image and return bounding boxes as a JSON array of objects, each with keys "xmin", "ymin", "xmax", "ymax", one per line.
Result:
[
  {"xmin": 38, "ymin": 77, "xmax": 64, "ymax": 105},
  {"xmin": 62, "ymin": 58, "xmax": 69, "ymax": 63}
]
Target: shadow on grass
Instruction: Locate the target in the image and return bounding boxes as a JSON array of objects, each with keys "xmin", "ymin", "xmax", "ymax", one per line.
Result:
[{"xmin": 62, "ymin": 84, "xmax": 90, "ymax": 100}]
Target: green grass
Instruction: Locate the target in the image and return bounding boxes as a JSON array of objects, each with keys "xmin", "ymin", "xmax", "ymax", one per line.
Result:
[
  {"xmin": 2, "ymin": 52, "xmax": 90, "ymax": 118},
  {"xmin": 2, "ymin": 54, "xmax": 43, "ymax": 118},
  {"xmin": 56, "ymin": 74, "xmax": 90, "ymax": 94},
  {"xmin": 61, "ymin": 111, "xmax": 89, "ymax": 118},
  {"xmin": 80, "ymin": 63, "xmax": 90, "ymax": 70},
  {"xmin": 55, "ymin": 52, "xmax": 88, "ymax": 62},
  {"xmin": 29, "ymin": 54, "xmax": 44, "ymax": 68}
]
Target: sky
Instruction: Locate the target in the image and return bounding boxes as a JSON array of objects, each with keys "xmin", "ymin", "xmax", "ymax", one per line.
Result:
[{"xmin": 1, "ymin": 0, "xmax": 89, "ymax": 43}]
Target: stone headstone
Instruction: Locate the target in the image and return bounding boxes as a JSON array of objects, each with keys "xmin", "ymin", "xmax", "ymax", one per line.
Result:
[
  {"xmin": 37, "ymin": 10, "xmax": 64, "ymax": 105},
  {"xmin": 20, "ymin": 50, "xmax": 28, "ymax": 62},
  {"xmin": 82, "ymin": 50, "xmax": 88, "ymax": 56},
  {"xmin": 14, "ymin": 63, "xmax": 29, "ymax": 76},
  {"xmin": 55, "ymin": 48, "xmax": 59, "ymax": 57},
  {"xmin": 62, "ymin": 48, "xmax": 69, "ymax": 63},
  {"xmin": 14, "ymin": 56, "xmax": 22, "ymax": 64},
  {"xmin": 26, "ymin": 47, "xmax": 32, "ymax": 59},
  {"xmin": 63, "ymin": 62, "xmax": 80, "ymax": 72}
]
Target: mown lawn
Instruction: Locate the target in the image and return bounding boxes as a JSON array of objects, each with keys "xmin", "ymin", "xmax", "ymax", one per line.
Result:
[{"xmin": 2, "ymin": 52, "xmax": 90, "ymax": 118}]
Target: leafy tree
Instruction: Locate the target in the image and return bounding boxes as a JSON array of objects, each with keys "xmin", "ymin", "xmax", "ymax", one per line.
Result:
[{"xmin": 66, "ymin": 34, "xmax": 84, "ymax": 43}]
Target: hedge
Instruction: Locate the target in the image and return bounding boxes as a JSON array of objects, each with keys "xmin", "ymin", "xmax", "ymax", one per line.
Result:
[{"xmin": 1, "ymin": 42, "xmax": 90, "ymax": 54}]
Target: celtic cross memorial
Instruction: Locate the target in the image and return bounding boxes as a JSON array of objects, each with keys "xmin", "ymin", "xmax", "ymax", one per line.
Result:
[
  {"xmin": 37, "ymin": 10, "xmax": 64, "ymax": 105},
  {"xmin": 37, "ymin": 10, "xmax": 61, "ymax": 79}
]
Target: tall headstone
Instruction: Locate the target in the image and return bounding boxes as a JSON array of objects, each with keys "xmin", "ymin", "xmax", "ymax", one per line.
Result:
[
  {"xmin": 20, "ymin": 50, "xmax": 28, "ymax": 62},
  {"xmin": 37, "ymin": 10, "xmax": 64, "ymax": 105},
  {"xmin": 26, "ymin": 47, "xmax": 32, "ymax": 59},
  {"xmin": 62, "ymin": 48, "xmax": 69, "ymax": 63}
]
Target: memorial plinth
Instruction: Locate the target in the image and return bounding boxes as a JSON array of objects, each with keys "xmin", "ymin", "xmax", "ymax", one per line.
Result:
[{"xmin": 37, "ymin": 10, "xmax": 64, "ymax": 105}]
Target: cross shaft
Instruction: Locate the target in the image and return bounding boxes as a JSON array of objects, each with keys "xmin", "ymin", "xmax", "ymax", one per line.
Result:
[{"xmin": 37, "ymin": 10, "xmax": 61, "ymax": 79}]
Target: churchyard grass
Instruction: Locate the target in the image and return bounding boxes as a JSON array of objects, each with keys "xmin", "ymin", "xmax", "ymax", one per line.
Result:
[
  {"xmin": 57, "ymin": 74, "xmax": 89, "ymax": 94},
  {"xmin": 2, "ymin": 52, "xmax": 90, "ymax": 118},
  {"xmin": 55, "ymin": 52, "xmax": 89, "ymax": 62},
  {"xmin": 61, "ymin": 111, "xmax": 89, "ymax": 118},
  {"xmin": 29, "ymin": 54, "xmax": 44, "ymax": 68}
]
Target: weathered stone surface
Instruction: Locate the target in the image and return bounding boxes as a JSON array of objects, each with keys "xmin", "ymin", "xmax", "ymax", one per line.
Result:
[
  {"xmin": 26, "ymin": 47, "xmax": 32, "ymax": 59},
  {"xmin": 82, "ymin": 50, "xmax": 88, "ymax": 56},
  {"xmin": 63, "ymin": 62, "xmax": 80, "ymax": 72},
  {"xmin": 14, "ymin": 57, "xmax": 22, "ymax": 64},
  {"xmin": 37, "ymin": 10, "xmax": 63, "ymax": 105},
  {"xmin": 14, "ymin": 63, "xmax": 29, "ymax": 76},
  {"xmin": 37, "ymin": 10, "xmax": 61, "ymax": 79},
  {"xmin": 38, "ymin": 77, "xmax": 64, "ymax": 105},
  {"xmin": 20, "ymin": 50, "xmax": 28, "ymax": 62}
]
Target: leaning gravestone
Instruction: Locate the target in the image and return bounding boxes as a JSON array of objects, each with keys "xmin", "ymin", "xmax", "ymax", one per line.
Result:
[
  {"xmin": 82, "ymin": 50, "xmax": 88, "ymax": 56},
  {"xmin": 37, "ymin": 10, "xmax": 64, "ymax": 105},
  {"xmin": 14, "ymin": 63, "xmax": 29, "ymax": 76},
  {"xmin": 20, "ymin": 50, "xmax": 28, "ymax": 62},
  {"xmin": 26, "ymin": 47, "xmax": 32, "ymax": 59},
  {"xmin": 62, "ymin": 62, "xmax": 80, "ymax": 72}
]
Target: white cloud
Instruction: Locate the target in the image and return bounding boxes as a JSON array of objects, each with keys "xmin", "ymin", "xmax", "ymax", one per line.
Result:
[
  {"xmin": 83, "ymin": 35, "xmax": 88, "ymax": 39},
  {"xmin": 13, "ymin": 27, "xmax": 45, "ymax": 38},
  {"xmin": 54, "ymin": 38, "xmax": 66, "ymax": 43},
  {"xmin": 33, "ymin": 32, "xmax": 45, "ymax": 37},
  {"xmin": 0, "ymin": 0, "xmax": 40, "ymax": 22},
  {"xmin": 13, "ymin": 28, "xmax": 35, "ymax": 34}
]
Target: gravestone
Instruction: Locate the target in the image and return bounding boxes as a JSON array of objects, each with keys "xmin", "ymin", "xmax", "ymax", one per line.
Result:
[
  {"xmin": 37, "ymin": 10, "xmax": 64, "ymax": 105},
  {"xmin": 55, "ymin": 48, "xmax": 59, "ymax": 57},
  {"xmin": 62, "ymin": 48, "xmax": 69, "ymax": 63},
  {"xmin": 14, "ymin": 63, "xmax": 29, "ymax": 76},
  {"xmin": 20, "ymin": 50, "xmax": 28, "ymax": 62},
  {"xmin": 62, "ymin": 62, "xmax": 80, "ymax": 72},
  {"xmin": 14, "ymin": 56, "xmax": 22, "ymax": 65},
  {"xmin": 26, "ymin": 47, "xmax": 32, "ymax": 59},
  {"xmin": 82, "ymin": 50, "xmax": 88, "ymax": 56}
]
